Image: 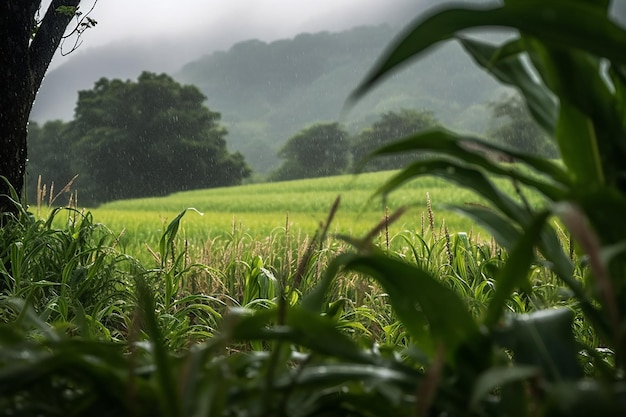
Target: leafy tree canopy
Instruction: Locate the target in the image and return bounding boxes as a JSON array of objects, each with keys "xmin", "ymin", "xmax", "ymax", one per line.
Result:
[
  {"xmin": 32, "ymin": 72, "xmax": 250, "ymax": 205},
  {"xmin": 352, "ymin": 109, "xmax": 439, "ymax": 172},
  {"xmin": 271, "ymin": 122, "xmax": 349, "ymax": 181}
]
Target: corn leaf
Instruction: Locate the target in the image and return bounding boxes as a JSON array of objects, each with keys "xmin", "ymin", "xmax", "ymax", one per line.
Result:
[
  {"xmin": 457, "ymin": 36, "xmax": 558, "ymax": 135},
  {"xmin": 340, "ymin": 252, "xmax": 480, "ymax": 356},
  {"xmin": 470, "ymin": 365, "xmax": 539, "ymax": 409},
  {"xmin": 555, "ymin": 102, "xmax": 604, "ymax": 187},
  {"xmin": 366, "ymin": 128, "xmax": 570, "ymax": 196},
  {"xmin": 484, "ymin": 211, "xmax": 549, "ymax": 328},
  {"xmin": 374, "ymin": 159, "xmax": 530, "ymax": 224},
  {"xmin": 451, "ymin": 205, "xmax": 522, "ymax": 251},
  {"xmin": 134, "ymin": 276, "xmax": 180, "ymax": 417},
  {"xmin": 349, "ymin": 1, "xmax": 626, "ymax": 103},
  {"xmin": 275, "ymin": 364, "xmax": 417, "ymax": 390},
  {"xmin": 496, "ymin": 309, "xmax": 583, "ymax": 381},
  {"xmin": 225, "ymin": 307, "xmax": 375, "ymax": 364}
]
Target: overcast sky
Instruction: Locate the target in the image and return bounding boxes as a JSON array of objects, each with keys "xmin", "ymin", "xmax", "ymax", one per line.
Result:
[{"xmin": 46, "ymin": 0, "xmax": 424, "ymax": 68}]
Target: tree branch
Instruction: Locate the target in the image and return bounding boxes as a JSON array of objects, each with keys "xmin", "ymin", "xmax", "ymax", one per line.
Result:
[
  {"xmin": 59, "ymin": 0, "xmax": 98, "ymax": 56},
  {"xmin": 29, "ymin": 0, "xmax": 82, "ymax": 96}
]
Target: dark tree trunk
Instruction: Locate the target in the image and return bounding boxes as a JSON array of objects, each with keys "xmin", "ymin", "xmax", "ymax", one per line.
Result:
[
  {"xmin": 0, "ymin": 3, "xmax": 35, "ymax": 214},
  {"xmin": 0, "ymin": 0, "xmax": 80, "ymax": 215}
]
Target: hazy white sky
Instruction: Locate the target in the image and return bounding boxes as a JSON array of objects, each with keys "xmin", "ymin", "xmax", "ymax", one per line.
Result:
[
  {"xmin": 40, "ymin": 0, "xmax": 426, "ymax": 71},
  {"xmin": 52, "ymin": 0, "xmax": 418, "ymax": 49}
]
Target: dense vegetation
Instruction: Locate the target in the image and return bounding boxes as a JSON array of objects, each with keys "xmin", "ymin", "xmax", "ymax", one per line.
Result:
[
  {"xmin": 346, "ymin": 0, "xmax": 626, "ymax": 413},
  {"xmin": 3, "ymin": 1, "xmax": 626, "ymax": 416},
  {"xmin": 270, "ymin": 109, "xmax": 443, "ymax": 181},
  {"xmin": 271, "ymin": 122, "xmax": 350, "ymax": 181},
  {"xmin": 28, "ymin": 72, "xmax": 250, "ymax": 205},
  {"xmin": 1, "ymin": 175, "xmax": 577, "ymax": 416}
]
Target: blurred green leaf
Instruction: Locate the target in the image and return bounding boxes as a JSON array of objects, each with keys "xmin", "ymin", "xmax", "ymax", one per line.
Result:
[
  {"xmin": 496, "ymin": 309, "xmax": 583, "ymax": 382},
  {"xmin": 470, "ymin": 365, "xmax": 539, "ymax": 409},
  {"xmin": 484, "ymin": 211, "xmax": 549, "ymax": 328},
  {"xmin": 302, "ymin": 253, "xmax": 348, "ymax": 314},
  {"xmin": 555, "ymin": 99, "xmax": 604, "ymax": 188},
  {"xmin": 544, "ymin": 380, "xmax": 626, "ymax": 416},
  {"xmin": 224, "ymin": 306, "xmax": 375, "ymax": 364},
  {"xmin": 134, "ymin": 276, "xmax": 180, "ymax": 417},
  {"xmin": 340, "ymin": 252, "xmax": 480, "ymax": 356},
  {"xmin": 349, "ymin": 1, "xmax": 626, "ymax": 102},
  {"xmin": 276, "ymin": 363, "xmax": 417, "ymax": 390},
  {"xmin": 458, "ymin": 37, "xmax": 558, "ymax": 135},
  {"xmin": 366, "ymin": 128, "xmax": 569, "ymax": 197},
  {"xmin": 452, "ymin": 205, "xmax": 522, "ymax": 251},
  {"xmin": 375, "ymin": 159, "xmax": 530, "ymax": 224}
]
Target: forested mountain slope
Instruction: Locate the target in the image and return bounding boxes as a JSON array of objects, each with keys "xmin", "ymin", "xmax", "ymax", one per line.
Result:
[{"xmin": 175, "ymin": 25, "xmax": 503, "ymax": 172}]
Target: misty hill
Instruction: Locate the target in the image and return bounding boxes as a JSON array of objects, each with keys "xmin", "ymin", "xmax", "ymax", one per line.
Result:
[
  {"xmin": 31, "ymin": 23, "xmax": 506, "ymax": 175},
  {"xmin": 174, "ymin": 25, "xmax": 504, "ymax": 173},
  {"xmin": 30, "ymin": 37, "xmax": 224, "ymax": 124},
  {"xmin": 28, "ymin": 0, "xmax": 434, "ymax": 125}
]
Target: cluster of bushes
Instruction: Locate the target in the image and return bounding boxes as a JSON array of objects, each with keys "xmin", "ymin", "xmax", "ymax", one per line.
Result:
[{"xmin": 269, "ymin": 109, "xmax": 436, "ymax": 181}]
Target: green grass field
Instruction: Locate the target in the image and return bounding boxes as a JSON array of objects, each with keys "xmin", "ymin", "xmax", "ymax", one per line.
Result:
[{"xmin": 42, "ymin": 169, "xmax": 543, "ymax": 263}]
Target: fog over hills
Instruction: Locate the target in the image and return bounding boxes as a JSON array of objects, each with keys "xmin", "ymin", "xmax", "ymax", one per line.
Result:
[
  {"xmin": 33, "ymin": 40, "xmax": 180, "ymax": 122},
  {"xmin": 30, "ymin": 0, "xmax": 427, "ymax": 123},
  {"xmin": 40, "ymin": 0, "xmax": 626, "ymax": 174},
  {"xmin": 31, "ymin": 38, "xmax": 506, "ymax": 174}
]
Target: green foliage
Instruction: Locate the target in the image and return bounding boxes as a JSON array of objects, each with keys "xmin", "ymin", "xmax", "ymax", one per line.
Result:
[
  {"xmin": 271, "ymin": 110, "xmax": 441, "ymax": 181},
  {"xmin": 0, "ymin": 175, "xmax": 593, "ymax": 416},
  {"xmin": 0, "ymin": 187, "xmax": 530, "ymax": 416},
  {"xmin": 36, "ymin": 71, "xmax": 251, "ymax": 205},
  {"xmin": 271, "ymin": 122, "xmax": 349, "ymax": 181},
  {"xmin": 7, "ymin": 1, "xmax": 626, "ymax": 415},
  {"xmin": 0, "ymin": 209, "xmax": 132, "ymax": 339},
  {"xmin": 352, "ymin": 108, "xmax": 439, "ymax": 171},
  {"xmin": 346, "ymin": 0, "xmax": 626, "ymax": 413}
]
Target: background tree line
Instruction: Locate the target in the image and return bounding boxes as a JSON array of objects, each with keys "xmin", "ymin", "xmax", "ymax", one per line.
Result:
[
  {"xmin": 28, "ymin": 69, "xmax": 554, "ymax": 205},
  {"xmin": 270, "ymin": 95, "xmax": 557, "ymax": 181}
]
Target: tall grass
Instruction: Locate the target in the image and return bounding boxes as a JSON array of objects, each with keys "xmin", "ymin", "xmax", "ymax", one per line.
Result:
[
  {"xmin": 7, "ymin": 185, "xmax": 572, "ymax": 346},
  {"xmin": 1, "ymin": 172, "xmax": 591, "ymax": 416},
  {"xmin": 42, "ymin": 169, "xmax": 546, "ymax": 265}
]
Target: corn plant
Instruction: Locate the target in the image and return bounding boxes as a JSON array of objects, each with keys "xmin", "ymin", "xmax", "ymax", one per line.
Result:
[
  {"xmin": 340, "ymin": 0, "xmax": 626, "ymax": 414},
  {"xmin": 0, "ymin": 195, "xmax": 133, "ymax": 339},
  {"xmin": 0, "ymin": 179, "xmax": 519, "ymax": 416}
]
